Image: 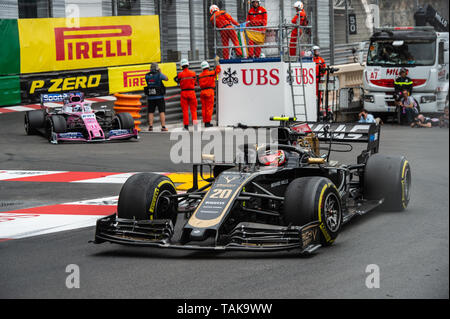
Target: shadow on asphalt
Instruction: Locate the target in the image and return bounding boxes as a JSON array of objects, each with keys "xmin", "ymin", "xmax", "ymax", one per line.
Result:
[
  {"xmin": 88, "ymin": 246, "xmax": 321, "ymax": 260},
  {"xmin": 88, "ymin": 209, "xmax": 401, "ymax": 260}
]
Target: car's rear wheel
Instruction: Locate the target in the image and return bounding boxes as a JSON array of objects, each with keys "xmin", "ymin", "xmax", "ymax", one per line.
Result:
[
  {"xmin": 364, "ymin": 154, "xmax": 411, "ymax": 211},
  {"xmin": 117, "ymin": 173, "xmax": 178, "ymax": 225},
  {"xmin": 113, "ymin": 112, "xmax": 135, "ymax": 130},
  {"xmin": 24, "ymin": 110, "xmax": 45, "ymax": 135},
  {"xmin": 283, "ymin": 176, "xmax": 342, "ymax": 246}
]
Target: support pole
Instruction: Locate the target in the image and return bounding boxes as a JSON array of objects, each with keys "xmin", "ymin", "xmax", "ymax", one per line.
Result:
[
  {"xmin": 329, "ymin": 0, "xmax": 335, "ymax": 65},
  {"xmin": 189, "ymin": 0, "xmax": 197, "ymax": 60}
]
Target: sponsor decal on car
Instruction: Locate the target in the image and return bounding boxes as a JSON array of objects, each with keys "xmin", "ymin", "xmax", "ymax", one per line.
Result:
[
  {"xmin": 108, "ymin": 129, "xmax": 131, "ymax": 137},
  {"xmin": 58, "ymin": 132, "xmax": 84, "ymax": 139}
]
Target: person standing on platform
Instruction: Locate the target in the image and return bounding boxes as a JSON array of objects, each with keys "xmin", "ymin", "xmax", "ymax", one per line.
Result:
[
  {"xmin": 210, "ymin": 4, "xmax": 243, "ymax": 59},
  {"xmin": 289, "ymin": 1, "xmax": 308, "ymax": 57},
  {"xmin": 245, "ymin": 0, "xmax": 268, "ymax": 58},
  {"xmin": 174, "ymin": 59, "xmax": 198, "ymax": 130}
]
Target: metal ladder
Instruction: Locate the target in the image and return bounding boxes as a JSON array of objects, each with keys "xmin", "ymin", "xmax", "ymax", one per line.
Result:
[{"xmin": 284, "ymin": 18, "xmax": 311, "ymax": 122}]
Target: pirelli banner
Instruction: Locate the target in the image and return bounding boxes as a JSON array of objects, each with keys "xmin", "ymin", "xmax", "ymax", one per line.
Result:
[
  {"xmin": 18, "ymin": 62, "xmax": 178, "ymax": 104},
  {"xmin": 0, "ymin": 15, "xmax": 162, "ymax": 106},
  {"xmin": 108, "ymin": 63, "xmax": 178, "ymax": 93},
  {"xmin": 20, "ymin": 68, "xmax": 109, "ymax": 104},
  {"xmin": 16, "ymin": 15, "xmax": 160, "ymax": 74}
]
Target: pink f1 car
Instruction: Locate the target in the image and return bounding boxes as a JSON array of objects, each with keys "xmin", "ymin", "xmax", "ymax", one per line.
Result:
[{"xmin": 24, "ymin": 93, "xmax": 139, "ymax": 144}]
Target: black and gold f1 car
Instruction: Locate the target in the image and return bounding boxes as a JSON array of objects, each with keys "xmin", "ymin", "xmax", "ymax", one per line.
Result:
[{"xmin": 93, "ymin": 118, "xmax": 411, "ymax": 254}]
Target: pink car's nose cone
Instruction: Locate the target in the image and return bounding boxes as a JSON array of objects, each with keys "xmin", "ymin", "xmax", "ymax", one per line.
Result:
[{"xmin": 81, "ymin": 113, "xmax": 105, "ymax": 139}]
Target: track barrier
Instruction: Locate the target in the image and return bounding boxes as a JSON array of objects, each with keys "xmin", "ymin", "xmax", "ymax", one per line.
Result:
[{"xmin": 113, "ymin": 93, "xmax": 142, "ymax": 131}]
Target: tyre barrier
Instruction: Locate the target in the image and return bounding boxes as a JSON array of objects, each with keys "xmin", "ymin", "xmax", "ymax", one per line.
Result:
[{"xmin": 113, "ymin": 93, "xmax": 143, "ymax": 132}]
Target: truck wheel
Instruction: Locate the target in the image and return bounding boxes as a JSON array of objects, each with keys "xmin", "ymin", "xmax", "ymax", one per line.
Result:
[
  {"xmin": 364, "ymin": 154, "xmax": 411, "ymax": 211},
  {"xmin": 24, "ymin": 110, "xmax": 45, "ymax": 135},
  {"xmin": 117, "ymin": 173, "xmax": 178, "ymax": 225},
  {"xmin": 114, "ymin": 113, "xmax": 135, "ymax": 130},
  {"xmin": 284, "ymin": 176, "xmax": 342, "ymax": 246}
]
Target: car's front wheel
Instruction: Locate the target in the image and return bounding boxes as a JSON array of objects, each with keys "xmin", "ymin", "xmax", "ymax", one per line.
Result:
[
  {"xmin": 45, "ymin": 115, "xmax": 66, "ymax": 142},
  {"xmin": 117, "ymin": 173, "xmax": 178, "ymax": 225},
  {"xmin": 283, "ymin": 176, "xmax": 342, "ymax": 246},
  {"xmin": 113, "ymin": 112, "xmax": 135, "ymax": 130}
]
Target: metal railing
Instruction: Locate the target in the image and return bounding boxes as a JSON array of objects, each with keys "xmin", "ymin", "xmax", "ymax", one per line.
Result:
[{"xmin": 213, "ymin": 20, "xmax": 314, "ymax": 60}]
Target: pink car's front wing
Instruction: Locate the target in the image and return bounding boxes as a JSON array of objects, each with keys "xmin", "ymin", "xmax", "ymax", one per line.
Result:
[{"xmin": 54, "ymin": 128, "xmax": 139, "ymax": 143}]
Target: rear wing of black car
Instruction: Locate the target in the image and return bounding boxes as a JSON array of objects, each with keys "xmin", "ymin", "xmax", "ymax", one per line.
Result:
[
  {"xmin": 308, "ymin": 123, "xmax": 379, "ymax": 148},
  {"xmin": 307, "ymin": 122, "xmax": 381, "ymax": 163}
]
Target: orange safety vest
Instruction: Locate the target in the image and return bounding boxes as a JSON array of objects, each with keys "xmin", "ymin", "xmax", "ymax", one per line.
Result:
[
  {"xmin": 291, "ymin": 9, "xmax": 308, "ymax": 36},
  {"xmin": 313, "ymin": 55, "xmax": 326, "ymax": 79},
  {"xmin": 198, "ymin": 65, "xmax": 221, "ymax": 92},
  {"xmin": 210, "ymin": 10, "xmax": 239, "ymax": 29},
  {"xmin": 246, "ymin": 6, "xmax": 267, "ymax": 32},
  {"xmin": 176, "ymin": 68, "xmax": 197, "ymax": 92}
]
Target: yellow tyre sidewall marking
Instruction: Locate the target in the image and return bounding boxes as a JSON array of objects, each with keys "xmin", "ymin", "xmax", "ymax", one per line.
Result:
[
  {"xmin": 401, "ymin": 160, "xmax": 409, "ymax": 209},
  {"xmin": 149, "ymin": 180, "xmax": 175, "ymax": 219},
  {"xmin": 318, "ymin": 183, "xmax": 333, "ymax": 244}
]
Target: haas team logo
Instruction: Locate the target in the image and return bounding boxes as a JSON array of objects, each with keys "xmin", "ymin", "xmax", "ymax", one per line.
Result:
[
  {"xmin": 223, "ymin": 176, "xmax": 238, "ymax": 184},
  {"xmin": 222, "ymin": 68, "xmax": 239, "ymax": 87},
  {"xmin": 54, "ymin": 25, "xmax": 133, "ymax": 61}
]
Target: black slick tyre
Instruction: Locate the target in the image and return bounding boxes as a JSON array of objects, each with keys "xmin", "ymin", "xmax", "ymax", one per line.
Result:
[
  {"xmin": 364, "ymin": 154, "xmax": 411, "ymax": 211},
  {"xmin": 114, "ymin": 113, "xmax": 135, "ymax": 130},
  {"xmin": 24, "ymin": 110, "xmax": 45, "ymax": 135},
  {"xmin": 284, "ymin": 176, "xmax": 342, "ymax": 246},
  {"xmin": 45, "ymin": 115, "xmax": 66, "ymax": 142},
  {"xmin": 117, "ymin": 173, "xmax": 178, "ymax": 225}
]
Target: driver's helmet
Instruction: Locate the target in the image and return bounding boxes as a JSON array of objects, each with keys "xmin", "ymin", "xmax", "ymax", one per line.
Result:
[
  {"xmin": 72, "ymin": 104, "xmax": 82, "ymax": 113},
  {"xmin": 259, "ymin": 150, "xmax": 287, "ymax": 167},
  {"xmin": 70, "ymin": 95, "xmax": 82, "ymax": 103}
]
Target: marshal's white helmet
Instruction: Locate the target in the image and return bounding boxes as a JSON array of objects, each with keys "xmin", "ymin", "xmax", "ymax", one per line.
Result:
[
  {"xmin": 313, "ymin": 45, "xmax": 320, "ymax": 51},
  {"xmin": 209, "ymin": 5, "xmax": 219, "ymax": 14},
  {"xmin": 201, "ymin": 61, "xmax": 210, "ymax": 69},
  {"xmin": 180, "ymin": 59, "xmax": 189, "ymax": 67},
  {"xmin": 294, "ymin": 1, "xmax": 303, "ymax": 10}
]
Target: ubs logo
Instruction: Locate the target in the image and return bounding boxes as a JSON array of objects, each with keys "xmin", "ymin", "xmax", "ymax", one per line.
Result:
[{"xmin": 222, "ymin": 68, "xmax": 239, "ymax": 87}]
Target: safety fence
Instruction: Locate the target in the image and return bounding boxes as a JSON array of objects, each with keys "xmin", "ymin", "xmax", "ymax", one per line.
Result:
[{"xmin": 213, "ymin": 22, "xmax": 314, "ymax": 60}]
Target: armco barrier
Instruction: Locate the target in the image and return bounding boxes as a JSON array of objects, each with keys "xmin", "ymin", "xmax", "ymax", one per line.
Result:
[{"xmin": 113, "ymin": 93, "xmax": 142, "ymax": 131}]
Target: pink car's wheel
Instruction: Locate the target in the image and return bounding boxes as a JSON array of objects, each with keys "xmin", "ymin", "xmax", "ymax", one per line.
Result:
[
  {"xmin": 24, "ymin": 110, "xmax": 45, "ymax": 135},
  {"xmin": 45, "ymin": 115, "xmax": 67, "ymax": 142},
  {"xmin": 114, "ymin": 113, "xmax": 134, "ymax": 130}
]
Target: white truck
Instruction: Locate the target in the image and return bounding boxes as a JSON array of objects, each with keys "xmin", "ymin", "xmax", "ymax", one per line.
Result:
[{"xmin": 362, "ymin": 26, "xmax": 449, "ymax": 114}]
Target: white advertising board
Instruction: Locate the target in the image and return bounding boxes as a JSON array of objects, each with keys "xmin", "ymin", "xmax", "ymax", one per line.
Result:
[{"xmin": 218, "ymin": 61, "xmax": 317, "ymax": 127}]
